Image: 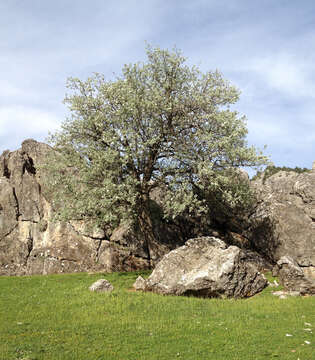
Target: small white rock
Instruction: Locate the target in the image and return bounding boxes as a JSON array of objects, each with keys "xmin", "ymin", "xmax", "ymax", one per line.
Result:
[
  {"xmin": 133, "ymin": 276, "xmax": 146, "ymax": 291},
  {"xmin": 304, "ymin": 340, "xmax": 311, "ymax": 345},
  {"xmin": 285, "ymin": 334, "xmax": 293, "ymax": 337},
  {"xmin": 273, "ymin": 290, "xmax": 299, "ymax": 298},
  {"xmin": 89, "ymin": 279, "xmax": 114, "ymax": 292}
]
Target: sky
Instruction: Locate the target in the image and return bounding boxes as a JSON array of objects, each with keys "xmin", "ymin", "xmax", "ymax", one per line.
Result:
[{"xmin": 0, "ymin": 0, "xmax": 314, "ymax": 171}]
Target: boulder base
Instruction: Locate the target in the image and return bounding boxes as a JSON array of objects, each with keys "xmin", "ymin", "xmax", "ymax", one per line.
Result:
[
  {"xmin": 143, "ymin": 237, "xmax": 268, "ymax": 298},
  {"xmin": 275, "ymin": 256, "xmax": 315, "ymax": 295}
]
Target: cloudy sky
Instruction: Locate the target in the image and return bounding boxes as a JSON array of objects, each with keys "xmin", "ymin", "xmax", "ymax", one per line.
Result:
[{"xmin": 1, "ymin": 0, "xmax": 314, "ymax": 170}]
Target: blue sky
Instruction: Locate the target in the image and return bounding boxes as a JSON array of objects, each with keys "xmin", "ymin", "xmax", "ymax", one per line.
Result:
[{"xmin": 1, "ymin": 0, "xmax": 314, "ymax": 170}]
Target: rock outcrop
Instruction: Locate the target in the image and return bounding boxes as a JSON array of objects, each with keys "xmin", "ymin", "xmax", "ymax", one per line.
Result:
[
  {"xmin": 0, "ymin": 140, "xmax": 183, "ymax": 276},
  {"xmin": 140, "ymin": 237, "xmax": 268, "ymax": 298},
  {"xmin": 249, "ymin": 170, "xmax": 315, "ymax": 266},
  {"xmin": 248, "ymin": 169, "xmax": 315, "ymax": 279},
  {"xmin": 1, "ymin": 139, "xmax": 314, "ymax": 291},
  {"xmin": 247, "ymin": 168, "xmax": 315, "ymax": 292},
  {"xmin": 273, "ymin": 256, "xmax": 315, "ymax": 295}
]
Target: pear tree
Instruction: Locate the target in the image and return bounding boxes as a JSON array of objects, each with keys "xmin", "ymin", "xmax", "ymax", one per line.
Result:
[{"xmin": 45, "ymin": 45, "xmax": 268, "ymax": 262}]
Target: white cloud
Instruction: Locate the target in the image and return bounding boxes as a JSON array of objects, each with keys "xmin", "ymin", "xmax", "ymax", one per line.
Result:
[
  {"xmin": 0, "ymin": 106, "xmax": 61, "ymax": 147},
  {"xmin": 247, "ymin": 53, "xmax": 315, "ymax": 98},
  {"xmin": 0, "ymin": 81, "xmax": 24, "ymax": 98}
]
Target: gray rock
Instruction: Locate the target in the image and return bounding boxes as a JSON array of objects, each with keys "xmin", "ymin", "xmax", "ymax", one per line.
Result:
[
  {"xmin": 133, "ymin": 276, "xmax": 146, "ymax": 291},
  {"xmin": 272, "ymin": 290, "xmax": 300, "ymax": 297},
  {"xmin": 276, "ymin": 256, "xmax": 315, "ymax": 295},
  {"xmin": 0, "ymin": 140, "xmax": 181, "ymax": 276},
  {"xmin": 89, "ymin": 279, "xmax": 113, "ymax": 292},
  {"xmin": 236, "ymin": 168, "xmax": 250, "ymax": 183},
  {"xmin": 249, "ymin": 170, "xmax": 315, "ymax": 269},
  {"xmin": 0, "ymin": 177, "xmax": 18, "ymax": 239},
  {"xmin": 143, "ymin": 237, "xmax": 268, "ymax": 298},
  {"xmin": 303, "ymin": 266, "xmax": 315, "ymax": 280}
]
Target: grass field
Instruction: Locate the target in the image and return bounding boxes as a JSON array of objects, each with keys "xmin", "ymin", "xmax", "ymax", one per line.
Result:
[{"xmin": 0, "ymin": 271, "xmax": 314, "ymax": 360}]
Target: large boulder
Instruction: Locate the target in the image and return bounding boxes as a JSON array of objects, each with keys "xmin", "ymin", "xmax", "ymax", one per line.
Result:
[
  {"xmin": 247, "ymin": 168, "xmax": 315, "ymax": 293},
  {"xmin": 249, "ymin": 169, "xmax": 315, "ymax": 268},
  {"xmin": 142, "ymin": 237, "xmax": 268, "ymax": 298}
]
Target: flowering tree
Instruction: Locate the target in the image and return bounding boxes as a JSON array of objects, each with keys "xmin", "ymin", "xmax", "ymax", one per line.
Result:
[{"xmin": 45, "ymin": 45, "xmax": 268, "ymax": 262}]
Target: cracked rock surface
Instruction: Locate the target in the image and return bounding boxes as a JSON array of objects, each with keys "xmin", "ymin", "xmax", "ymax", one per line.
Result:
[
  {"xmin": 0, "ymin": 139, "xmax": 173, "ymax": 275},
  {"xmin": 248, "ymin": 169, "xmax": 315, "ymax": 293},
  {"xmin": 142, "ymin": 237, "xmax": 268, "ymax": 298},
  {"xmin": 274, "ymin": 256, "xmax": 315, "ymax": 295},
  {"xmin": 249, "ymin": 170, "xmax": 315, "ymax": 267}
]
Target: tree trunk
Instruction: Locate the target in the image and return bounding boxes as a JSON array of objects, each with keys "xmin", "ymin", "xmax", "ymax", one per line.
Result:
[{"xmin": 138, "ymin": 192, "xmax": 155, "ymax": 268}]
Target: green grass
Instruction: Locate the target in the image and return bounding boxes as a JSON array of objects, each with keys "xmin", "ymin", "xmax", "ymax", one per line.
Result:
[{"xmin": 0, "ymin": 271, "xmax": 314, "ymax": 360}]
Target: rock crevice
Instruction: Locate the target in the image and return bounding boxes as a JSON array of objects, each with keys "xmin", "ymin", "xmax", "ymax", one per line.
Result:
[{"xmin": 0, "ymin": 140, "xmax": 179, "ymax": 275}]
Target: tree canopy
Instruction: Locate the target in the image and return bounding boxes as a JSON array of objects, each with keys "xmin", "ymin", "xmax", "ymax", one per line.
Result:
[{"xmin": 45, "ymin": 45, "xmax": 268, "ymax": 259}]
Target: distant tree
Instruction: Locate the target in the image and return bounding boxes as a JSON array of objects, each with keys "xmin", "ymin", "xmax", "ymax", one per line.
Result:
[
  {"xmin": 44, "ymin": 45, "xmax": 268, "ymax": 263},
  {"xmin": 252, "ymin": 165, "xmax": 310, "ymax": 183}
]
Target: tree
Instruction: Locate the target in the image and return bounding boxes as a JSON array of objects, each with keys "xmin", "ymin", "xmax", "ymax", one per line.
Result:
[{"xmin": 44, "ymin": 45, "xmax": 268, "ymax": 263}]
